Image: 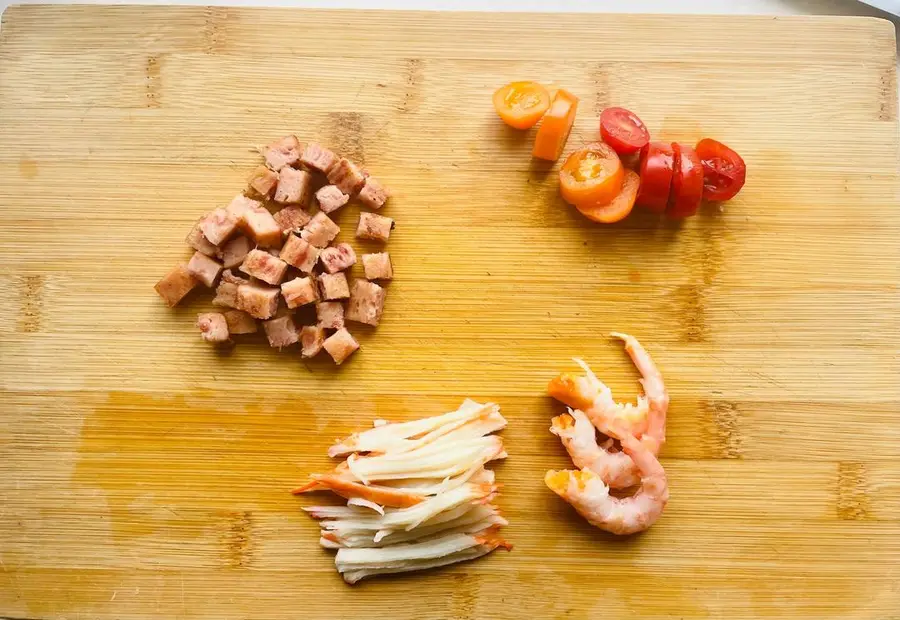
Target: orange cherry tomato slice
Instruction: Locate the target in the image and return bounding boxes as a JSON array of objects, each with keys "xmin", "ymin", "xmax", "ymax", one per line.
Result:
[
  {"xmin": 576, "ymin": 169, "xmax": 640, "ymax": 224},
  {"xmin": 532, "ymin": 89, "xmax": 579, "ymax": 161},
  {"xmin": 559, "ymin": 142, "xmax": 624, "ymax": 208},
  {"xmin": 492, "ymin": 81, "xmax": 551, "ymax": 130}
]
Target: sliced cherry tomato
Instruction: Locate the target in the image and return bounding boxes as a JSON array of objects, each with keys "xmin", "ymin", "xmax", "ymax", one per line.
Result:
[
  {"xmin": 695, "ymin": 138, "xmax": 747, "ymax": 201},
  {"xmin": 532, "ymin": 89, "xmax": 579, "ymax": 161},
  {"xmin": 667, "ymin": 143, "xmax": 704, "ymax": 218},
  {"xmin": 559, "ymin": 142, "xmax": 624, "ymax": 208},
  {"xmin": 636, "ymin": 142, "xmax": 675, "ymax": 213},
  {"xmin": 600, "ymin": 107, "xmax": 650, "ymax": 155},
  {"xmin": 576, "ymin": 169, "xmax": 640, "ymax": 224},
  {"xmin": 492, "ymin": 81, "xmax": 551, "ymax": 130}
]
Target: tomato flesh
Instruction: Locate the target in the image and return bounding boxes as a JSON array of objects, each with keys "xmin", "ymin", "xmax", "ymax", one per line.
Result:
[
  {"xmin": 636, "ymin": 142, "xmax": 675, "ymax": 213},
  {"xmin": 492, "ymin": 81, "xmax": 551, "ymax": 130},
  {"xmin": 667, "ymin": 143, "xmax": 704, "ymax": 218},
  {"xmin": 600, "ymin": 107, "xmax": 650, "ymax": 155},
  {"xmin": 559, "ymin": 142, "xmax": 624, "ymax": 208},
  {"xmin": 576, "ymin": 169, "xmax": 641, "ymax": 224},
  {"xmin": 533, "ymin": 89, "xmax": 579, "ymax": 161},
  {"xmin": 695, "ymin": 138, "xmax": 747, "ymax": 201}
]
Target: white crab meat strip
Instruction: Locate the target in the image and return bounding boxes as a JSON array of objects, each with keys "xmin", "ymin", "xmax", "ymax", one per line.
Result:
[
  {"xmin": 384, "ymin": 410, "xmax": 507, "ymax": 457},
  {"xmin": 338, "ymin": 544, "xmax": 496, "ymax": 584},
  {"xmin": 345, "ymin": 435, "xmax": 505, "ymax": 483},
  {"xmin": 347, "ymin": 498, "xmax": 385, "ymax": 515},
  {"xmin": 335, "ymin": 532, "xmax": 487, "ymax": 569},
  {"xmin": 328, "ymin": 399, "xmax": 493, "ymax": 457}
]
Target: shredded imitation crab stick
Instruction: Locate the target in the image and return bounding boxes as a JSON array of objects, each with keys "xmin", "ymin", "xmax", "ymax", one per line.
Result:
[{"xmin": 295, "ymin": 400, "xmax": 511, "ymax": 583}]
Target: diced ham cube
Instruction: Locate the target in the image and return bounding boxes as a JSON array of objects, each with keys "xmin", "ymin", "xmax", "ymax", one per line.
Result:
[
  {"xmin": 240, "ymin": 249, "xmax": 288, "ymax": 285},
  {"xmin": 263, "ymin": 315, "xmax": 300, "ymax": 349},
  {"xmin": 316, "ymin": 301, "xmax": 345, "ymax": 330},
  {"xmin": 263, "ymin": 135, "xmax": 302, "ymax": 171},
  {"xmin": 187, "ymin": 251, "xmax": 223, "ymax": 288},
  {"xmin": 299, "ymin": 142, "xmax": 338, "ymax": 174},
  {"xmin": 244, "ymin": 204, "xmax": 283, "ymax": 248},
  {"xmin": 217, "ymin": 235, "xmax": 253, "ymax": 270},
  {"xmin": 273, "ymin": 206, "xmax": 312, "ymax": 236},
  {"xmin": 319, "ymin": 272, "xmax": 350, "ymax": 300},
  {"xmin": 327, "ymin": 157, "xmax": 367, "ymax": 195},
  {"xmin": 224, "ymin": 310, "xmax": 257, "ymax": 334},
  {"xmin": 319, "ymin": 242, "xmax": 357, "ymax": 274},
  {"xmin": 356, "ymin": 212, "xmax": 394, "ymax": 242},
  {"xmin": 186, "ymin": 217, "xmax": 218, "ymax": 256},
  {"xmin": 323, "ymin": 328, "xmax": 360, "ymax": 365},
  {"xmin": 315, "ymin": 185, "xmax": 350, "ymax": 214},
  {"xmin": 248, "ymin": 165, "xmax": 278, "ymax": 198},
  {"xmin": 200, "ymin": 208, "xmax": 239, "ymax": 246},
  {"xmin": 274, "ymin": 167, "xmax": 312, "ymax": 205},
  {"xmin": 212, "ymin": 270, "xmax": 250, "ymax": 308},
  {"xmin": 301, "ymin": 212, "xmax": 340, "ymax": 248},
  {"xmin": 226, "ymin": 194, "xmax": 262, "ymax": 227},
  {"xmin": 345, "ymin": 279, "xmax": 386, "ymax": 327},
  {"xmin": 279, "ymin": 234, "xmax": 320, "ymax": 273},
  {"xmin": 154, "ymin": 264, "xmax": 198, "ymax": 307},
  {"xmin": 235, "ymin": 282, "xmax": 280, "ymax": 320},
  {"xmin": 362, "ymin": 252, "xmax": 394, "ymax": 281},
  {"xmin": 197, "ymin": 312, "xmax": 230, "ymax": 344},
  {"xmin": 281, "ymin": 276, "xmax": 318, "ymax": 309},
  {"xmin": 357, "ymin": 177, "xmax": 390, "ymax": 210},
  {"xmin": 300, "ymin": 325, "xmax": 326, "ymax": 358}
]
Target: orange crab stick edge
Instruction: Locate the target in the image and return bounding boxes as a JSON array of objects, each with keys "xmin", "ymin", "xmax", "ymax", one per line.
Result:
[{"xmin": 532, "ymin": 89, "xmax": 579, "ymax": 162}]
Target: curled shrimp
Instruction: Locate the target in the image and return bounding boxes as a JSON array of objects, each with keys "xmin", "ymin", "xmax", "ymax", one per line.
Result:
[
  {"xmin": 551, "ymin": 409, "xmax": 641, "ymax": 489},
  {"xmin": 545, "ymin": 421, "xmax": 669, "ymax": 535}
]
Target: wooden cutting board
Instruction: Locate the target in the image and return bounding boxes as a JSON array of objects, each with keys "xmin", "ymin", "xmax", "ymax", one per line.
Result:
[{"xmin": 1, "ymin": 6, "xmax": 899, "ymax": 619}]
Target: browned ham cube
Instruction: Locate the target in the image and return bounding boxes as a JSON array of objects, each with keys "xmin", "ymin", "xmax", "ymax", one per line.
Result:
[
  {"xmin": 273, "ymin": 206, "xmax": 312, "ymax": 236},
  {"xmin": 186, "ymin": 217, "xmax": 218, "ymax": 256},
  {"xmin": 281, "ymin": 276, "xmax": 318, "ymax": 309},
  {"xmin": 223, "ymin": 310, "xmax": 257, "ymax": 334},
  {"xmin": 155, "ymin": 264, "xmax": 198, "ymax": 307},
  {"xmin": 315, "ymin": 185, "xmax": 350, "ymax": 214},
  {"xmin": 212, "ymin": 270, "xmax": 250, "ymax": 308},
  {"xmin": 280, "ymin": 234, "xmax": 320, "ymax": 273},
  {"xmin": 327, "ymin": 157, "xmax": 367, "ymax": 195},
  {"xmin": 274, "ymin": 167, "xmax": 312, "ymax": 205},
  {"xmin": 316, "ymin": 301, "xmax": 345, "ymax": 330},
  {"xmin": 356, "ymin": 212, "xmax": 394, "ymax": 242},
  {"xmin": 236, "ymin": 282, "xmax": 280, "ymax": 320},
  {"xmin": 244, "ymin": 204, "xmax": 283, "ymax": 248},
  {"xmin": 319, "ymin": 242, "xmax": 357, "ymax": 274},
  {"xmin": 200, "ymin": 208, "xmax": 239, "ymax": 246},
  {"xmin": 263, "ymin": 315, "xmax": 300, "ymax": 349},
  {"xmin": 323, "ymin": 328, "xmax": 360, "ymax": 365},
  {"xmin": 226, "ymin": 194, "xmax": 262, "ymax": 227},
  {"xmin": 240, "ymin": 249, "xmax": 288, "ymax": 285},
  {"xmin": 299, "ymin": 142, "xmax": 338, "ymax": 174},
  {"xmin": 345, "ymin": 279, "xmax": 386, "ymax": 326},
  {"xmin": 197, "ymin": 312, "xmax": 230, "ymax": 344},
  {"xmin": 248, "ymin": 165, "xmax": 278, "ymax": 198},
  {"xmin": 187, "ymin": 251, "xmax": 223, "ymax": 288},
  {"xmin": 301, "ymin": 212, "xmax": 340, "ymax": 248},
  {"xmin": 300, "ymin": 325, "xmax": 326, "ymax": 358},
  {"xmin": 218, "ymin": 235, "xmax": 253, "ymax": 270},
  {"xmin": 362, "ymin": 252, "xmax": 393, "ymax": 281},
  {"xmin": 357, "ymin": 177, "xmax": 390, "ymax": 210},
  {"xmin": 319, "ymin": 272, "xmax": 350, "ymax": 300},
  {"xmin": 263, "ymin": 135, "xmax": 302, "ymax": 171}
]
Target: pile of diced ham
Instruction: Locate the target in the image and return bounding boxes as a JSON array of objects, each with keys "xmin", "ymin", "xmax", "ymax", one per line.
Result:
[{"xmin": 154, "ymin": 136, "xmax": 395, "ymax": 365}]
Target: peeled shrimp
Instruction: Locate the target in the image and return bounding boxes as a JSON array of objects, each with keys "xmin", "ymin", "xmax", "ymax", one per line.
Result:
[
  {"xmin": 545, "ymin": 423, "xmax": 669, "ymax": 535},
  {"xmin": 548, "ymin": 332, "xmax": 668, "ymax": 488}
]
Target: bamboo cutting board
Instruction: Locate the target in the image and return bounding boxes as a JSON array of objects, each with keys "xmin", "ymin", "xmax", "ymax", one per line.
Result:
[{"xmin": 1, "ymin": 6, "xmax": 899, "ymax": 619}]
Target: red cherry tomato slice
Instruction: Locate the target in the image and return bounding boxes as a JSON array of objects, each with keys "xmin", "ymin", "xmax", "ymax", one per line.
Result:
[
  {"xmin": 600, "ymin": 107, "xmax": 650, "ymax": 155},
  {"xmin": 636, "ymin": 142, "xmax": 674, "ymax": 213},
  {"xmin": 695, "ymin": 138, "xmax": 747, "ymax": 201},
  {"xmin": 668, "ymin": 143, "xmax": 704, "ymax": 218}
]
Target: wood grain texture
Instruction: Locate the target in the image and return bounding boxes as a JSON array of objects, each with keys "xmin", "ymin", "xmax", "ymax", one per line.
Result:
[{"xmin": 1, "ymin": 6, "xmax": 899, "ymax": 619}]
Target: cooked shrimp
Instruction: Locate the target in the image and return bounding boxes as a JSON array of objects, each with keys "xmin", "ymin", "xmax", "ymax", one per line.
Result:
[
  {"xmin": 550, "ymin": 409, "xmax": 641, "ymax": 488},
  {"xmin": 544, "ymin": 423, "xmax": 669, "ymax": 535}
]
